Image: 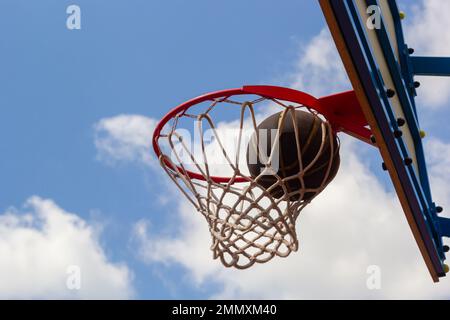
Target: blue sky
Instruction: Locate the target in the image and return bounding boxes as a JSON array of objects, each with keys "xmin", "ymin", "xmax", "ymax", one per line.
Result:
[
  {"xmin": 0, "ymin": 0, "xmax": 323, "ymax": 210},
  {"xmin": 1, "ymin": 0, "xmax": 450, "ymax": 299},
  {"xmin": 0, "ymin": 0, "xmax": 325, "ymax": 299}
]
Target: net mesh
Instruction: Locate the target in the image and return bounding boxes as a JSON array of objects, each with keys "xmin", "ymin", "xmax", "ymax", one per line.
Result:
[{"xmin": 156, "ymin": 93, "xmax": 339, "ymax": 269}]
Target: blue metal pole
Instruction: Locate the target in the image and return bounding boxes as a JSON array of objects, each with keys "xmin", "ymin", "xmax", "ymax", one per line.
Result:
[
  {"xmin": 411, "ymin": 57, "xmax": 450, "ymax": 77},
  {"xmin": 438, "ymin": 217, "xmax": 450, "ymax": 238}
]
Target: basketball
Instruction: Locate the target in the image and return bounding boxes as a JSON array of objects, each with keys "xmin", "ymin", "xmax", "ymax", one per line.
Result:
[{"xmin": 246, "ymin": 110, "xmax": 340, "ymax": 201}]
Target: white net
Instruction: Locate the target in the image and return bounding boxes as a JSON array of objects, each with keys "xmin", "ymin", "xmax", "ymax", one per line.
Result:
[{"xmin": 156, "ymin": 93, "xmax": 340, "ymax": 269}]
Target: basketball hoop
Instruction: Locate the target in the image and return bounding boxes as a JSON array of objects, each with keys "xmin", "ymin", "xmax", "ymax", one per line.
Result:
[{"xmin": 152, "ymin": 85, "xmax": 370, "ymax": 269}]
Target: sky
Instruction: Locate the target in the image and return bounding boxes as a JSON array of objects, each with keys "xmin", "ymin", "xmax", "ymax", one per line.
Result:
[{"xmin": 1, "ymin": 0, "xmax": 450, "ymax": 299}]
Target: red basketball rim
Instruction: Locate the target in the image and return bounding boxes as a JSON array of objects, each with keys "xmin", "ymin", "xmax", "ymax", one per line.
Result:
[{"xmin": 152, "ymin": 85, "xmax": 327, "ymax": 184}]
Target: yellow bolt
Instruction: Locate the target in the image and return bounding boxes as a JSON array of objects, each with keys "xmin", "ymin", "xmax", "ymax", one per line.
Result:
[
  {"xmin": 420, "ymin": 130, "xmax": 426, "ymax": 139},
  {"xmin": 399, "ymin": 11, "xmax": 406, "ymax": 20},
  {"xmin": 444, "ymin": 264, "xmax": 450, "ymax": 274}
]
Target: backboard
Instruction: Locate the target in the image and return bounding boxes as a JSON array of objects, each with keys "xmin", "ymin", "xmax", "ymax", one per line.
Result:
[{"xmin": 319, "ymin": 0, "xmax": 450, "ymax": 281}]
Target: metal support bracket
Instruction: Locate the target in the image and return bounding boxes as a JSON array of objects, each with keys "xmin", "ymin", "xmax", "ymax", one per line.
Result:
[
  {"xmin": 411, "ymin": 57, "xmax": 450, "ymax": 77},
  {"xmin": 438, "ymin": 217, "xmax": 450, "ymax": 238}
]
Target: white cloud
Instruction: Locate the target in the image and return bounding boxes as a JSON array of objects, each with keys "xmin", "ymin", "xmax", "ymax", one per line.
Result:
[
  {"xmin": 403, "ymin": 0, "xmax": 450, "ymax": 108},
  {"xmin": 0, "ymin": 197, "xmax": 134, "ymax": 299},
  {"xmin": 290, "ymin": 29, "xmax": 350, "ymax": 96},
  {"xmin": 425, "ymin": 139, "xmax": 450, "ymax": 211},
  {"xmin": 404, "ymin": 0, "xmax": 450, "ymax": 55},
  {"xmin": 133, "ymin": 136, "xmax": 450, "ymax": 299},
  {"xmin": 94, "ymin": 114, "xmax": 157, "ymax": 166}
]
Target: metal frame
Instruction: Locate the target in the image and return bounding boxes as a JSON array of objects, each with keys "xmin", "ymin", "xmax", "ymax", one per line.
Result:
[
  {"xmin": 153, "ymin": 85, "xmax": 370, "ymax": 183},
  {"xmin": 319, "ymin": 0, "xmax": 450, "ymax": 281}
]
